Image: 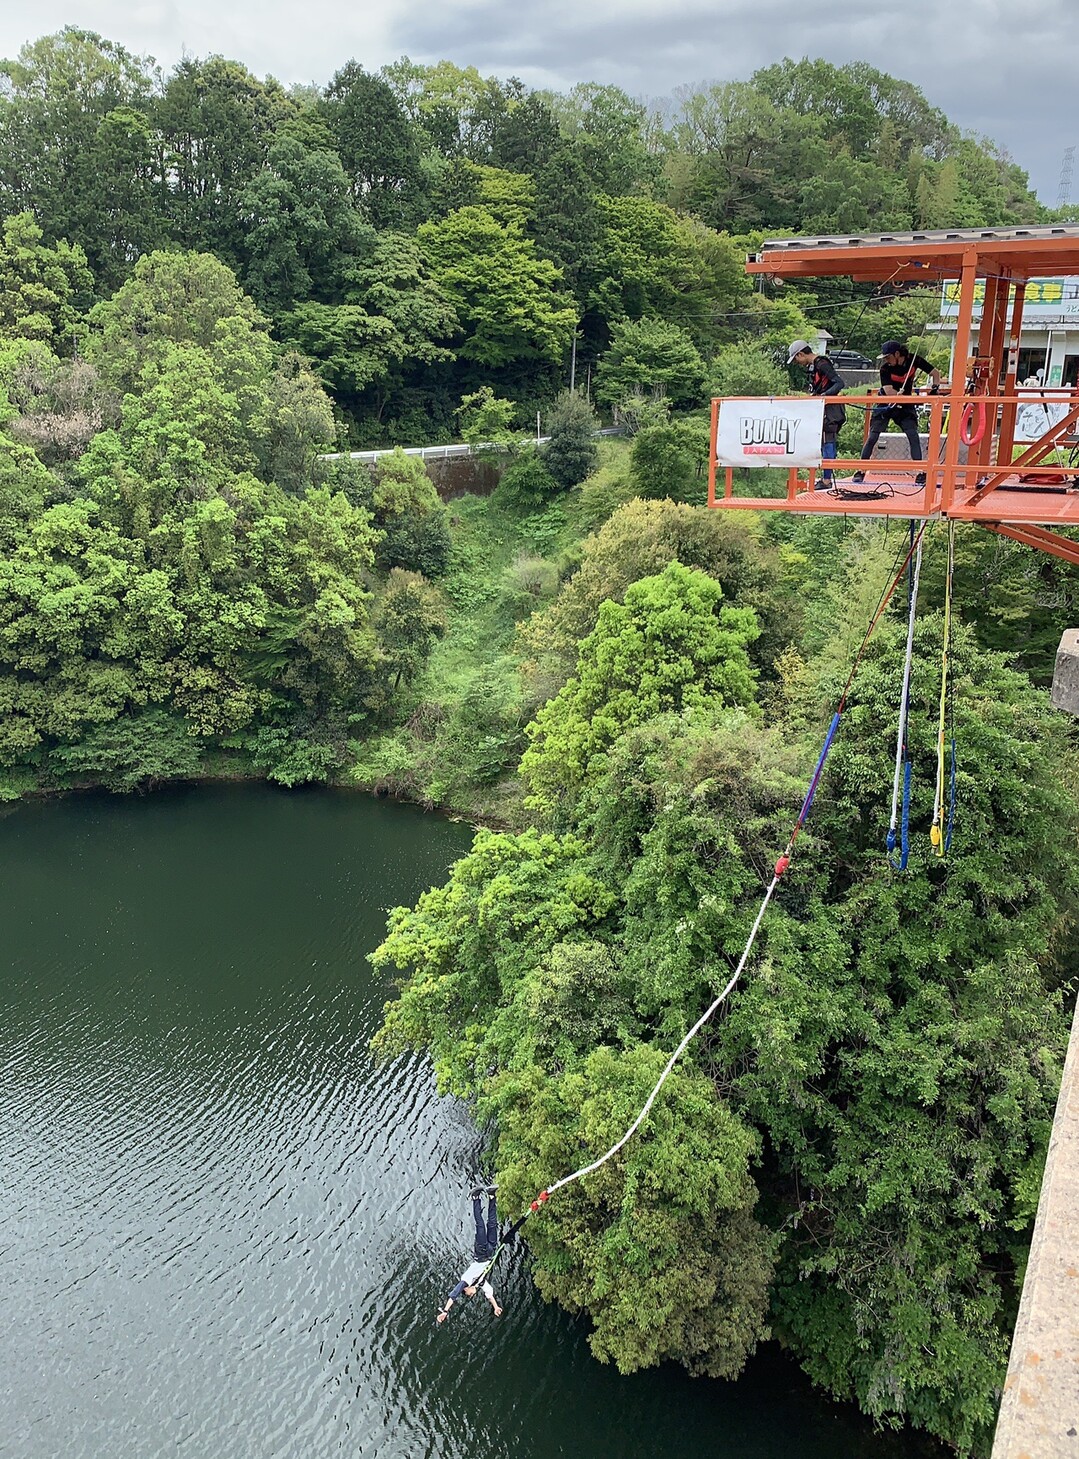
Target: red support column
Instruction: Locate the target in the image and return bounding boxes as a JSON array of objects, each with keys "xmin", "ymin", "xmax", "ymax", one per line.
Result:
[{"xmin": 942, "ymin": 249, "xmax": 979, "ymax": 511}]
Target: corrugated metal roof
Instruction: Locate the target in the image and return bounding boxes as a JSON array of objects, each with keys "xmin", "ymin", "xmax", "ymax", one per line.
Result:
[{"xmin": 757, "ymin": 224, "xmax": 1079, "ymax": 253}]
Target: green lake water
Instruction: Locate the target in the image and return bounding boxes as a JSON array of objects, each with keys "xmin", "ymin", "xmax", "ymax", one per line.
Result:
[{"xmin": 0, "ymin": 785, "xmax": 943, "ymax": 1458}]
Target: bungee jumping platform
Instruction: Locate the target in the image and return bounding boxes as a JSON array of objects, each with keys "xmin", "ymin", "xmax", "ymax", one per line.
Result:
[{"xmin": 709, "ymin": 224, "xmax": 1079, "ymax": 566}]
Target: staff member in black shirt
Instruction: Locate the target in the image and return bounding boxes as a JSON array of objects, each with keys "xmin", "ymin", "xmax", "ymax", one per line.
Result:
[
  {"xmin": 787, "ymin": 339, "xmax": 846, "ymax": 487},
  {"xmin": 852, "ymin": 339, "xmax": 942, "ymax": 484}
]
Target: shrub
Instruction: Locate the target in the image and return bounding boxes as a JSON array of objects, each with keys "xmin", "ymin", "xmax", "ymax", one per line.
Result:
[{"xmin": 543, "ymin": 390, "xmax": 598, "ymax": 489}]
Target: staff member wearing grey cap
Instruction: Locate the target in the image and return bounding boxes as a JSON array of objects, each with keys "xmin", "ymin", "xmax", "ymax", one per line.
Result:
[
  {"xmin": 787, "ymin": 339, "xmax": 846, "ymax": 488},
  {"xmin": 852, "ymin": 340, "xmax": 941, "ymax": 485}
]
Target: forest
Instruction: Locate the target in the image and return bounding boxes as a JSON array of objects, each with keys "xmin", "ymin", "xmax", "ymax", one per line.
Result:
[{"xmin": 2, "ymin": 27, "xmax": 1078, "ymax": 1455}]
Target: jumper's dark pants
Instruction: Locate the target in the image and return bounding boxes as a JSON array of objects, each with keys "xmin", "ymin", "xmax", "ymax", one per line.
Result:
[
  {"xmin": 819, "ymin": 431, "xmax": 838, "ymax": 485},
  {"xmin": 473, "ymin": 1194, "xmax": 499, "ymax": 1260},
  {"xmin": 860, "ymin": 403, "xmax": 922, "ymax": 461}
]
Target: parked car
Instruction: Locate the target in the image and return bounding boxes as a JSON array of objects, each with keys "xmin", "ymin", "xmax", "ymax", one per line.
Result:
[{"xmin": 829, "ymin": 349, "xmax": 876, "ymax": 370}]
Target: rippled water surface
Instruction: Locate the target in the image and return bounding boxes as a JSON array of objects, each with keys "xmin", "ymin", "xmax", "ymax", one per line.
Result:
[{"xmin": 0, "ymin": 786, "xmax": 941, "ymax": 1459}]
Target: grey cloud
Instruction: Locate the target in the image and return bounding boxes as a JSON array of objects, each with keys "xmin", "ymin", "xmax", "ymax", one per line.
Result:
[
  {"xmin": 389, "ymin": 0, "xmax": 1079, "ymax": 201},
  {"xmin": 3, "ymin": 0, "xmax": 1074, "ymax": 201}
]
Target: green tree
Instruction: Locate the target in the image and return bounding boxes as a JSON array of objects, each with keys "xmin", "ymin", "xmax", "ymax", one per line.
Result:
[
  {"xmin": 542, "ymin": 389, "xmax": 598, "ymax": 489},
  {"xmin": 85, "ymin": 249, "xmax": 271, "ymax": 398},
  {"xmin": 520, "ymin": 561, "xmax": 758, "ymax": 819},
  {"xmin": 0, "ymin": 212, "xmax": 93, "ymax": 348},
  {"xmin": 418, "ymin": 205, "xmax": 576, "ymax": 367},
  {"xmin": 380, "ymin": 58, "xmax": 507, "ymax": 161},
  {"xmin": 281, "ymin": 230, "xmax": 459, "ymax": 429},
  {"xmin": 375, "ymin": 599, "xmax": 1078, "ymax": 1451},
  {"xmin": 628, "ymin": 420, "xmax": 711, "ymax": 504},
  {"xmin": 729, "ymin": 618, "xmax": 1079, "ymax": 1453},
  {"xmin": 370, "ymin": 811, "xmax": 775, "ymax": 1377},
  {"xmin": 49, "ymin": 708, "xmax": 202, "ymax": 791},
  {"xmin": 495, "ymin": 447, "xmax": 559, "ymax": 507},
  {"xmin": 256, "ymin": 351, "xmax": 337, "ymax": 492},
  {"xmin": 279, "ymin": 233, "xmax": 459, "ymax": 424},
  {"xmin": 320, "ymin": 62, "xmax": 425, "ymax": 227},
  {"xmin": 587, "ymin": 196, "xmax": 746, "ymax": 346},
  {"xmin": 751, "ymin": 58, "xmax": 951, "ymax": 161},
  {"xmin": 711, "ymin": 341, "xmax": 788, "ymax": 397},
  {"xmin": 490, "ymin": 91, "xmax": 562, "ymax": 174},
  {"xmin": 156, "ymin": 55, "xmax": 296, "ymax": 263},
  {"xmin": 455, "ymin": 386, "xmax": 518, "ymax": 446},
  {"xmin": 0, "ymin": 426, "xmax": 58, "ymax": 548},
  {"xmin": 531, "ymin": 144, "xmax": 604, "ymax": 309},
  {"xmin": 595, "ymin": 317, "xmax": 706, "ymax": 409},
  {"xmin": 237, "ymin": 127, "xmax": 374, "ymax": 312},
  {"xmin": 664, "ymin": 82, "xmax": 825, "ymax": 233},
  {"xmin": 368, "ymin": 448, "xmax": 452, "ymax": 577},
  {"xmin": 547, "ymin": 83, "xmax": 660, "ymax": 195},
  {"xmin": 374, "ymin": 567, "xmax": 446, "ymax": 688},
  {"xmin": 91, "ymin": 104, "xmax": 167, "ymax": 285},
  {"xmin": 516, "ymin": 497, "xmax": 795, "ymax": 703},
  {"xmin": 0, "ymin": 28, "xmax": 158, "ymax": 284}
]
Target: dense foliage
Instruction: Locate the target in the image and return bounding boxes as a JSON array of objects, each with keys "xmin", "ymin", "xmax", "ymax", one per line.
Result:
[
  {"xmin": 0, "ymin": 31, "xmax": 1060, "ymax": 442},
  {"xmin": 375, "ymin": 545, "xmax": 1079, "ymax": 1454},
  {"xmin": 0, "ymin": 248, "xmax": 455, "ymax": 793}
]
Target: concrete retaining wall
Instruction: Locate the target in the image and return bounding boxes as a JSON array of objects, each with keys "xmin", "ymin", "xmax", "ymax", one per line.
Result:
[{"xmin": 991, "ymin": 992, "xmax": 1079, "ymax": 1457}]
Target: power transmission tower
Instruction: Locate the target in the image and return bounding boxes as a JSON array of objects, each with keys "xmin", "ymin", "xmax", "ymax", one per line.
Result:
[{"xmin": 1058, "ymin": 145, "xmax": 1075, "ymax": 210}]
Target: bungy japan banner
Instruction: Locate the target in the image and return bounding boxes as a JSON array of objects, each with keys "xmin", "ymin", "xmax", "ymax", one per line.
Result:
[{"xmin": 715, "ymin": 397, "xmax": 825, "ymax": 469}]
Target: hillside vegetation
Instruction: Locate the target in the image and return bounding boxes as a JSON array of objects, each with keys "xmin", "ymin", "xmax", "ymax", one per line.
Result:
[{"xmin": 2, "ymin": 32, "xmax": 1078, "ymax": 1455}]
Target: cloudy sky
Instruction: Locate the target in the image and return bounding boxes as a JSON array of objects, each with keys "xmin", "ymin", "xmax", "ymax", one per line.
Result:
[{"xmin": 2, "ymin": 0, "xmax": 1075, "ymax": 204}]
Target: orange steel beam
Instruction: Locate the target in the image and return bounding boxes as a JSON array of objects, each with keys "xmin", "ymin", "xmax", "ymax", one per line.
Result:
[
  {"xmin": 707, "ymin": 397, "xmax": 719, "ymax": 507},
  {"xmin": 941, "ymin": 250, "xmax": 979, "ymax": 511},
  {"xmin": 978, "ymin": 275, "xmax": 1012, "ymax": 473},
  {"xmin": 980, "ymin": 521, "xmax": 1079, "ymax": 567},
  {"xmin": 708, "ymin": 231, "xmax": 1079, "ymax": 566},
  {"xmin": 977, "ymin": 272, "xmax": 1000, "ymax": 363},
  {"xmin": 747, "ymin": 234, "xmax": 1079, "ymax": 283}
]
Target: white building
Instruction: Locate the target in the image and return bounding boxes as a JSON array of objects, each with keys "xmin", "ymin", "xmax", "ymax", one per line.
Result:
[{"xmin": 938, "ymin": 276, "xmax": 1079, "ymax": 386}]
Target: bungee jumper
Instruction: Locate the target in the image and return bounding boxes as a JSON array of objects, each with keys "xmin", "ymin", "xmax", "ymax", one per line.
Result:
[{"xmin": 436, "ymin": 1185, "xmax": 504, "ymax": 1323}]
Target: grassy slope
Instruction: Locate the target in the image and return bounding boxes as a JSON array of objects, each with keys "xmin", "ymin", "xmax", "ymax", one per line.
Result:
[{"xmin": 347, "ymin": 440, "xmax": 636, "ymax": 822}]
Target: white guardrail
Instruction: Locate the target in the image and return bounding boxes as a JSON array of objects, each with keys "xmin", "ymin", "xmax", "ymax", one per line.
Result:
[{"xmin": 319, "ymin": 428, "xmax": 623, "ymax": 465}]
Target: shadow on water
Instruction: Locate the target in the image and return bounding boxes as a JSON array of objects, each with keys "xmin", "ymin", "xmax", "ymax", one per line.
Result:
[{"xmin": 0, "ymin": 785, "xmax": 944, "ymax": 1459}]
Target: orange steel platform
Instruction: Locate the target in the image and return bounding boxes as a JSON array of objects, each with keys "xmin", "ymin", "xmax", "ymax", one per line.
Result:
[{"xmin": 708, "ymin": 226, "xmax": 1079, "ymax": 565}]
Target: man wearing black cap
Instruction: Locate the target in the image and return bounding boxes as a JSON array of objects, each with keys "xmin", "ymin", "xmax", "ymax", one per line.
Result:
[
  {"xmin": 852, "ymin": 341, "xmax": 942, "ymax": 484},
  {"xmin": 787, "ymin": 339, "xmax": 846, "ymax": 487}
]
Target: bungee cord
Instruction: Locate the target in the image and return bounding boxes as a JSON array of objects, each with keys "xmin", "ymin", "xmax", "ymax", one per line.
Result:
[
  {"xmin": 930, "ymin": 521, "xmax": 957, "ymax": 855},
  {"xmin": 480, "ymin": 525, "xmax": 931, "ymax": 1243},
  {"xmin": 886, "ymin": 523, "xmax": 925, "ymax": 871}
]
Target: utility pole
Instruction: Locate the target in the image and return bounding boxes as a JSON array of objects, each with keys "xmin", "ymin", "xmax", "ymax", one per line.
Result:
[{"xmin": 569, "ymin": 330, "xmax": 578, "ymax": 393}]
